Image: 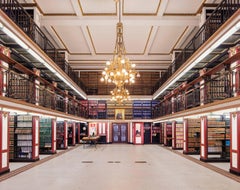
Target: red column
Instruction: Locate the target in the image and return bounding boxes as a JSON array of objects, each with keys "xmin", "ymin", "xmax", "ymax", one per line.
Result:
[
  {"xmin": 200, "ymin": 116, "xmax": 208, "ymax": 161},
  {"xmin": 230, "ymin": 112, "xmax": 240, "ymax": 175},
  {"xmin": 172, "ymin": 121, "xmax": 176, "ymax": 149},
  {"xmin": 0, "ymin": 112, "xmax": 9, "ymax": 174},
  {"xmin": 183, "ymin": 119, "xmax": 188, "ymax": 154},
  {"xmin": 32, "ymin": 116, "xmax": 40, "ymax": 161},
  {"xmin": 64, "ymin": 120, "xmax": 68, "ymax": 148},
  {"xmin": 72, "ymin": 122, "xmax": 76, "ymax": 146},
  {"xmin": 51, "ymin": 119, "xmax": 57, "ymax": 153},
  {"xmin": 163, "ymin": 122, "xmax": 167, "ymax": 145}
]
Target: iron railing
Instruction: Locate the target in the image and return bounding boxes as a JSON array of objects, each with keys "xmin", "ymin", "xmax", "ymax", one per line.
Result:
[
  {"xmin": 153, "ymin": 0, "xmax": 240, "ymax": 93},
  {"xmin": 0, "ymin": 67, "xmax": 87, "ymax": 118},
  {"xmin": 0, "ymin": 0, "xmax": 86, "ymax": 93},
  {"xmin": 153, "ymin": 66, "xmax": 233, "ymax": 118}
]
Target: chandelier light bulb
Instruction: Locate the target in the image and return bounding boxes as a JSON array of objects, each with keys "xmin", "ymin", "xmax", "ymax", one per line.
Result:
[{"xmin": 106, "ymin": 61, "xmax": 111, "ymax": 65}]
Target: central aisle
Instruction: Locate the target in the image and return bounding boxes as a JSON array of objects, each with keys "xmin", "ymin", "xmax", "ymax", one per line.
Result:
[{"xmin": 1, "ymin": 144, "xmax": 240, "ymax": 190}]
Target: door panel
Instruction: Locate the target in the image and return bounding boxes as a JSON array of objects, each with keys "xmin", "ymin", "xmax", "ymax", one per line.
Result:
[{"xmin": 112, "ymin": 123, "xmax": 128, "ymax": 143}]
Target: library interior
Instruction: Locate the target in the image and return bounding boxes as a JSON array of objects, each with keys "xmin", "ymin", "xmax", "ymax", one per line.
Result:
[{"xmin": 0, "ymin": 0, "xmax": 240, "ymax": 189}]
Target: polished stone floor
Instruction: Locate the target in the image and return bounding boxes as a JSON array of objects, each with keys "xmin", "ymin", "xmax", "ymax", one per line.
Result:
[{"xmin": 1, "ymin": 144, "xmax": 240, "ymax": 190}]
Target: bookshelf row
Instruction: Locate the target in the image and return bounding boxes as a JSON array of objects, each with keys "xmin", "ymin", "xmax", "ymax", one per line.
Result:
[
  {"xmin": 1, "ymin": 113, "xmax": 232, "ymax": 176},
  {"xmin": 83, "ymin": 100, "xmax": 159, "ymax": 119}
]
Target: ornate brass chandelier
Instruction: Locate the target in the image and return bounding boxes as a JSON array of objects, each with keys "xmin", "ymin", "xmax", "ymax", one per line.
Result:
[
  {"xmin": 110, "ymin": 85, "xmax": 130, "ymax": 103},
  {"xmin": 100, "ymin": 0, "xmax": 140, "ymax": 103}
]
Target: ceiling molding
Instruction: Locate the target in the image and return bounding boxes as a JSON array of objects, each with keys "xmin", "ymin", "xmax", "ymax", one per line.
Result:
[
  {"xmin": 78, "ymin": 0, "xmax": 117, "ymax": 16},
  {"xmin": 170, "ymin": 26, "xmax": 189, "ymax": 53},
  {"xmin": 164, "ymin": 0, "xmax": 207, "ymax": 16},
  {"xmin": 122, "ymin": 0, "xmax": 161, "ymax": 16},
  {"xmin": 51, "ymin": 26, "xmax": 91, "ymax": 55},
  {"xmin": 51, "ymin": 26, "xmax": 69, "ymax": 53}
]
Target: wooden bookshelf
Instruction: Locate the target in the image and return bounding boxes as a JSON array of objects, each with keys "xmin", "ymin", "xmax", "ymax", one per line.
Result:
[
  {"xmin": 10, "ymin": 115, "xmax": 40, "ymax": 162},
  {"xmin": 164, "ymin": 122, "xmax": 172, "ymax": 146},
  {"xmin": 88, "ymin": 100, "xmax": 98, "ymax": 119},
  {"xmin": 152, "ymin": 123, "xmax": 161, "ymax": 144},
  {"xmin": 172, "ymin": 121, "xmax": 183, "ymax": 150},
  {"xmin": 39, "ymin": 118, "xmax": 56, "ymax": 154},
  {"xmin": 144, "ymin": 122, "xmax": 151, "ymax": 144},
  {"xmin": 97, "ymin": 100, "xmax": 107, "ymax": 119},
  {"xmin": 68, "ymin": 122, "xmax": 76, "ymax": 146},
  {"xmin": 183, "ymin": 119, "xmax": 200, "ymax": 154},
  {"xmin": 133, "ymin": 100, "xmax": 152, "ymax": 119},
  {"xmin": 80, "ymin": 123, "xmax": 88, "ymax": 143},
  {"xmin": 56, "ymin": 121, "xmax": 68, "ymax": 149},
  {"xmin": 200, "ymin": 116, "xmax": 230, "ymax": 162}
]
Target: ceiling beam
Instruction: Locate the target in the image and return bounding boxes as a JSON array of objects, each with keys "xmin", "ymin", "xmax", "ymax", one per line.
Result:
[{"xmin": 41, "ymin": 16, "xmax": 200, "ymax": 27}]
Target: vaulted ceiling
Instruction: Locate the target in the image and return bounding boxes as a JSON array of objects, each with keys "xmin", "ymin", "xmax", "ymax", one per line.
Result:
[{"xmin": 18, "ymin": 0, "xmax": 221, "ymax": 96}]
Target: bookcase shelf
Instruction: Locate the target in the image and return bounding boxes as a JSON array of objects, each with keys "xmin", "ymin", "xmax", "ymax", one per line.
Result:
[
  {"xmin": 40, "ymin": 118, "xmax": 56, "ymax": 154},
  {"xmin": 200, "ymin": 116, "xmax": 230, "ymax": 162},
  {"xmin": 9, "ymin": 114, "xmax": 40, "ymax": 162},
  {"xmin": 97, "ymin": 100, "xmax": 107, "ymax": 119},
  {"xmin": 183, "ymin": 119, "xmax": 201, "ymax": 155},
  {"xmin": 175, "ymin": 122, "xmax": 184, "ymax": 149},
  {"xmin": 88, "ymin": 100, "xmax": 98, "ymax": 119},
  {"xmin": 164, "ymin": 123, "xmax": 172, "ymax": 146},
  {"xmin": 133, "ymin": 100, "xmax": 152, "ymax": 119},
  {"xmin": 68, "ymin": 122, "xmax": 76, "ymax": 146},
  {"xmin": 56, "ymin": 121, "xmax": 68, "ymax": 149},
  {"xmin": 144, "ymin": 122, "xmax": 151, "ymax": 144},
  {"xmin": 152, "ymin": 123, "xmax": 161, "ymax": 144},
  {"xmin": 80, "ymin": 123, "xmax": 88, "ymax": 143}
]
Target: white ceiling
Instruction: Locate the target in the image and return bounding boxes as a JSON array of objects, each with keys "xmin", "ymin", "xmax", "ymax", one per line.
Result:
[{"xmin": 19, "ymin": 0, "xmax": 221, "ymax": 72}]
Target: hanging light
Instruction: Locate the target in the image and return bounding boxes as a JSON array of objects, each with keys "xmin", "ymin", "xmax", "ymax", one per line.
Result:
[
  {"xmin": 110, "ymin": 85, "xmax": 130, "ymax": 104},
  {"xmin": 100, "ymin": 0, "xmax": 140, "ymax": 96}
]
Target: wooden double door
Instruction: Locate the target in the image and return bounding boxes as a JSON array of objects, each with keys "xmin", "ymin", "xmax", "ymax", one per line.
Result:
[{"xmin": 112, "ymin": 123, "xmax": 128, "ymax": 143}]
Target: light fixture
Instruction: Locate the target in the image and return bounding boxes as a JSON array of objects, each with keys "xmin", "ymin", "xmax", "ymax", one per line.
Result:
[
  {"xmin": 100, "ymin": 0, "xmax": 139, "ymax": 103},
  {"xmin": 110, "ymin": 85, "xmax": 130, "ymax": 104}
]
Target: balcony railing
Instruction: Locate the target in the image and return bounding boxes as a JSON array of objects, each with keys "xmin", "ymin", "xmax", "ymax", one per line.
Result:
[
  {"xmin": 0, "ymin": 63, "xmax": 87, "ymax": 118},
  {"xmin": 0, "ymin": 0, "xmax": 86, "ymax": 93},
  {"xmin": 153, "ymin": 0, "xmax": 240, "ymax": 93}
]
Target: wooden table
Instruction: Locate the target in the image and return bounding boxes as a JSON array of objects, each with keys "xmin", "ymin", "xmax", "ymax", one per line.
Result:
[{"xmin": 82, "ymin": 136, "xmax": 100, "ymax": 148}]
